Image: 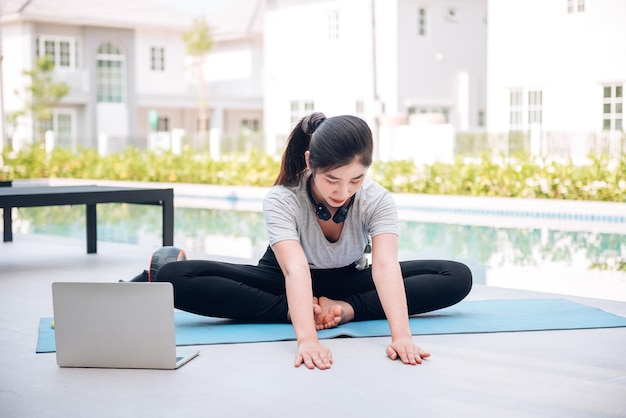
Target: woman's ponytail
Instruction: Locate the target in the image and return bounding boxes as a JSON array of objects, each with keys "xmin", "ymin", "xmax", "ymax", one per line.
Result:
[{"xmin": 274, "ymin": 112, "xmax": 327, "ymax": 186}]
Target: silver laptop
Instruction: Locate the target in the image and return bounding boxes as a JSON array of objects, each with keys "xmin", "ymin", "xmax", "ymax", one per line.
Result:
[{"xmin": 51, "ymin": 282, "xmax": 199, "ymax": 369}]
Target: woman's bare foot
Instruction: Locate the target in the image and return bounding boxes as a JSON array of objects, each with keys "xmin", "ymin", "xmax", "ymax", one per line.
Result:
[
  {"xmin": 288, "ymin": 297, "xmax": 323, "ymax": 326},
  {"xmin": 316, "ymin": 297, "xmax": 354, "ymax": 330},
  {"xmin": 312, "ymin": 297, "xmax": 324, "ymax": 329}
]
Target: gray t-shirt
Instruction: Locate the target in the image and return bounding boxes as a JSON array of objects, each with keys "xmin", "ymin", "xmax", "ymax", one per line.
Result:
[{"xmin": 263, "ymin": 174, "xmax": 398, "ymax": 269}]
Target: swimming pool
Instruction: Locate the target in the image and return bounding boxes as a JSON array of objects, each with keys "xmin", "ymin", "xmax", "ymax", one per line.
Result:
[{"xmin": 11, "ymin": 181, "xmax": 626, "ymax": 302}]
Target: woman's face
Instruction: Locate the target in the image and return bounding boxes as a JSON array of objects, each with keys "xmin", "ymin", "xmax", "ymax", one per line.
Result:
[{"xmin": 308, "ymin": 155, "xmax": 369, "ymax": 208}]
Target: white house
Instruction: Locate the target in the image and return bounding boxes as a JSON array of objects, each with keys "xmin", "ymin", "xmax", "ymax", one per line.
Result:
[
  {"xmin": 263, "ymin": 0, "xmax": 487, "ymax": 162},
  {"xmin": 1, "ymin": 0, "xmax": 487, "ymax": 163},
  {"xmin": 2, "ymin": 0, "xmax": 623, "ymax": 163},
  {"xmin": 0, "ymin": 0, "xmax": 264, "ymax": 155},
  {"xmin": 202, "ymin": 0, "xmax": 264, "ymax": 156},
  {"xmin": 1, "ymin": 0, "xmax": 191, "ymax": 151},
  {"xmin": 486, "ymin": 0, "xmax": 626, "ymax": 161}
]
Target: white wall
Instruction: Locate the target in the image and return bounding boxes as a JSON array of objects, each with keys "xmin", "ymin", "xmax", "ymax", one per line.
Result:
[
  {"xmin": 263, "ymin": 0, "xmax": 487, "ymax": 156},
  {"xmin": 206, "ymin": 37, "xmax": 264, "ymax": 102},
  {"xmin": 263, "ymin": 0, "xmax": 376, "ymax": 153},
  {"xmin": 396, "ymin": 0, "xmax": 487, "ymax": 128},
  {"xmin": 97, "ymin": 103, "xmax": 129, "ymax": 138},
  {"xmin": 373, "ymin": 0, "xmax": 398, "ymax": 115},
  {"xmin": 2, "ymin": 22, "xmax": 35, "ymax": 114},
  {"xmin": 486, "ymin": 0, "xmax": 626, "ymax": 133},
  {"xmin": 379, "ymin": 124, "xmax": 454, "ymax": 164},
  {"xmin": 135, "ymin": 29, "xmax": 189, "ymax": 95}
]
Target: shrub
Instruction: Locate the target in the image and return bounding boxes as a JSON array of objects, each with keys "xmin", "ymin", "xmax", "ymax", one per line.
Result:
[{"xmin": 2, "ymin": 144, "xmax": 625, "ymax": 202}]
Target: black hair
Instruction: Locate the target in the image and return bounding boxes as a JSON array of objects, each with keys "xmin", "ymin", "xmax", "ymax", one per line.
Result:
[{"xmin": 274, "ymin": 112, "xmax": 373, "ymax": 186}]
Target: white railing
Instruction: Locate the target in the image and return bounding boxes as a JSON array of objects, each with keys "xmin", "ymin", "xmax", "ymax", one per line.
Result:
[{"xmin": 10, "ymin": 127, "xmax": 625, "ymax": 165}]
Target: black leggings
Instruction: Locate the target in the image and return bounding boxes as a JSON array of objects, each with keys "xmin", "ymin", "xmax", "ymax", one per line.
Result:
[{"xmin": 155, "ymin": 247, "xmax": 473, "ymax": 322}]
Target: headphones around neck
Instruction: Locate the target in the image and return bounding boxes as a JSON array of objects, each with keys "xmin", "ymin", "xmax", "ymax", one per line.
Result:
[{"xmin": 306, "ymin": 177, "xmax": 355, "ymax": 223}]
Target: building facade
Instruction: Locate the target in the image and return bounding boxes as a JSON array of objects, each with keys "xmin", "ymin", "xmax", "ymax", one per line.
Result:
[
  {"xmin": 5, "ymin": 0, "xmax": 620, "ymax": 163},
  {"xmin": 263, "ymin": 0, "xmax": 488, "ymax": 160},
  {"xmin": 0, "ymin": 0, "xmax": 264, "ymax": 155},
  {"xmin": 486, "ymin": 0, "xmax": 626, "ymax": 161}
]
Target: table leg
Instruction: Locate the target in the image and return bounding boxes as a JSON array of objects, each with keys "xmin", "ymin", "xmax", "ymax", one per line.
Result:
[
  {"xmin": 86, "ymin": 204, "xmax": 97, "ymax": 254},
  {"xmin": 162, "ymin": 198, "xmax": 174, "ymax": 246},
  {"xmin": 3, "ymin": 207, "xmax": 12, "ymax": 242}
]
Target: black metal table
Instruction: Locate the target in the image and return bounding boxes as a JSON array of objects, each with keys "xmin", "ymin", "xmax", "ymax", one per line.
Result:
[{"xmin": 0, "ymin": 185, "xmax": 174, "ymax": 254}]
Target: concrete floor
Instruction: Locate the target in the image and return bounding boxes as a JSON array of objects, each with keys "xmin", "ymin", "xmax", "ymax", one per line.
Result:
[{"xmin": 1, "ymin": 233, "xmax": 626, "ymax": 418}]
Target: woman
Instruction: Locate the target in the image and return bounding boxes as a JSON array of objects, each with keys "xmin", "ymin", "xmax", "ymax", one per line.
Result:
[{"xmin": 148, "ymin": 112, "xmax": 472, "ymax": 370}]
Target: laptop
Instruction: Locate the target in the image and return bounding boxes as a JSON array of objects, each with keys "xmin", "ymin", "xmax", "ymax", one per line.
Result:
[{"xmin": 51, "ymin": 282, "xmax": 199, "ymax": 369}]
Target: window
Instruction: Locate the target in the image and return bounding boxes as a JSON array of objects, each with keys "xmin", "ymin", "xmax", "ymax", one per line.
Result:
[
  {"xmin": 56, "ymin": 113, "xmax": 74, "ymax": 148},
  {"xmin": 36, "ymin": 36, "xmax": 79, "ymax": 69},
  {"xmin": 509, "ymin": 90, "xmax": 524, "ymax": 131},
  {"xmin": 445, "ymin": 8, "xmax": 459, "ymax": 22},
  {"xmin": 418, "ymin": 8, "xmax": 428, "ymax": 36},
  {"xmin": 197, "ymin": 117, "xmax": 210, "ymax": 132},
  {"xmin": 290, "ymin": 100, "xmax": 315, "ymax": 125},
  {"xmin": 508, "ymin": 89, "xmax": 543, "ymax": 132},
  {"xmin": 567, "ymin": 0, "xmax": 585, "ymax": 13},
  {"xmin": 44, "ymin": 40, "xmax": 55, "ymax": 59},
  {"xmin": 59, "ymin": 41, "xmax": 71, "ymax": 67},
  {"xmin": 328, "ymin": 10, "xmax": 339, "ymax": 40},
  {"xmin": 151, "ymin": 46, "xmax": 165, "ymax": 71},
  {"xmin": 355, "ymin": 100, "xmax": 365, "ymax": 116},
  {"xmin": 478, "ymin": 110, "xmax": 485, "ymax": 127},
  {"xmin": 157, "ymin": 117, "xmax": 169, "ymax": 132},
  {"xmin": 42, "ymin": 110, "xmax": 75, "ymax": 149},
  {"xmin": 97, "ymin": 43, "xmax": 124, "ymax": 103},
  {"xmin": 241, "ymin": 119, "xmax": 260, "ymax": 133},
  {"xmin": 603, "ymin": 84, "xmax": 623, "ymax": 131},
  {"xmin": 408, "ymin": 106, "xmax": 450, "ymax": 123},
  {"xmin": 528, "ymin": 90, "xmax": 543, "ymax": 125}
]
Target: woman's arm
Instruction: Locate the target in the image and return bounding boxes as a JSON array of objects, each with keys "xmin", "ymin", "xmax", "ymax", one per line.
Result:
[
  {"xmin": 272, "ymin": 239, "xmax": 333, "ymax": 370},
  {"xmin": 371, "ymin": 233, "xmax": 431, "ymax": 365}
]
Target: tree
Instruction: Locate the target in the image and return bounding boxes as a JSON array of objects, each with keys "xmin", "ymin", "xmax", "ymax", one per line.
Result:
[
  {"xmin": 12, "ymin": 56, "xmax": 69, "ymax": 143},
  {"xmin": 183, "ymin": 18, "xmax": 214, "ymax": 149}
]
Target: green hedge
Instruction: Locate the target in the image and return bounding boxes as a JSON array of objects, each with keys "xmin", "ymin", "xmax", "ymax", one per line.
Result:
[{"xmin": 2, "ymin": 144, "xmax": 625, "ymax": 202}]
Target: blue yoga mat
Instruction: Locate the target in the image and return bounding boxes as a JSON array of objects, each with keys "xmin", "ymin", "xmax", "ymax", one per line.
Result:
[{"xmin": 36, "ymin": 298, "xmax": 626, "ymax": 353}]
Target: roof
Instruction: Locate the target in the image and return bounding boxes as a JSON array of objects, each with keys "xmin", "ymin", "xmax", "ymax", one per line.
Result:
[
  {"xmin": 204, "ymin": 0, "xmax": 263, "ymax": 41},
  {"xmin": 0, "ymin": 0, "xmax": 263, "ymax": 40},
  {"xmin": 0, "ymin": 0, "xmax": 194, "ymax": 30}
]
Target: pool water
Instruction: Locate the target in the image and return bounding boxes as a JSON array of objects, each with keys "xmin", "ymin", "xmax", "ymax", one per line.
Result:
[{"xmin": 12, "ymin": 204, "xmax": 626, "ymax": 302}]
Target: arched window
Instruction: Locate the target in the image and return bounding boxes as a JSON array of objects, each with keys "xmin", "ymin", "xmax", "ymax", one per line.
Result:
[{"xmin": 96, "ymin": 43, "xmax": 124, "ymax": 102}]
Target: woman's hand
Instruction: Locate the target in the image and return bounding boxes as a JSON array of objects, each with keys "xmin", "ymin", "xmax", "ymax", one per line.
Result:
[
  {"xmin": 295, "ymin": 340, "xmax": 333, "ymax": 370},
  {"xmin": 386, "ymin": 337, "xmax": 431, "ymax": 365}
]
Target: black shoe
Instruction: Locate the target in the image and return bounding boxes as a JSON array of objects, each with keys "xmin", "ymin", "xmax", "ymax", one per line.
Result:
[{"xmin": 119, "ymin": 270, "xmax": 148, "ymax": 283}]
